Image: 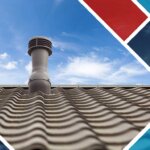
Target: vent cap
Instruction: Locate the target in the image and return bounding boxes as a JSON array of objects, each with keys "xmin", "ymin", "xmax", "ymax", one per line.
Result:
[{"xmin": 28, "ymin": 37, "xmax": 52, "ymax": 56}]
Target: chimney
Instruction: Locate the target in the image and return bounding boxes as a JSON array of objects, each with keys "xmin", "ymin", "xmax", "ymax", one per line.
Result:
[{"xmin": 28, "ymin": 37, "xmax": 52, "ymax": 94}]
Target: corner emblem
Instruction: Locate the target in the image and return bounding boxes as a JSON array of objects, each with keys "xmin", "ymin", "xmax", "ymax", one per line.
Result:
[
  {"xmin": 124, "ymin": 123, "xmax": 150, "ymax": 150},
  {"xmin": 79, "ymin": 0, "xmax": 150, "ymax": 72}
]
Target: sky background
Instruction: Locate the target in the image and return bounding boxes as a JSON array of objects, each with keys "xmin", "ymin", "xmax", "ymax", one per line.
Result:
[{"xmin": 0, "ymin": 0, "xmax": 150, "ymax": 85}]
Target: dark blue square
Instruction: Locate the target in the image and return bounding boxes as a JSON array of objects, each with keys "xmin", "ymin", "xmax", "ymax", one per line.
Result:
[
  {"xmin": 0, "ymin": 141, "xmax": 9, "ymax": 150},
  {"xmin": 128, "ymin": 21, "xmax": 150, "ymax": 66}
]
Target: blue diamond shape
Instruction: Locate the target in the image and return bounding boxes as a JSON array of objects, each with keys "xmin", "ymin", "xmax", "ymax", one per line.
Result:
[
  {"xmin": 0, "ymin": 141, "xmax": 9, "ymax": 150},
  {"xmin": 138, "ymin": 0, "xmax": 150, "ymax": 13},
  {"xmin": 0, "ymin": 136, "xmax": 14, "ymax": 150},
  {"xmin": 128, "ymin": 21, "xmax": 150, "ymax": 66},
  {"xmin": 130, "ymin": 129, "xmax": 150, "ymax": 150}
]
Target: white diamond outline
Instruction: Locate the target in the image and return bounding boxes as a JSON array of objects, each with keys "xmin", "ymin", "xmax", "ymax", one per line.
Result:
[
  {"xmin": 78, "ymin": 0, "xmax": 150, "ymax": 72},
  {"xmin": 124, "ymin": 123, "xmax": 150, "ymax": 150}
]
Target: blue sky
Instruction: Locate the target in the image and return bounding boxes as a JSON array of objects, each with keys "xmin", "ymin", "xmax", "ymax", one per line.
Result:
[{"xmin": 0, "ymin": 0, "xmax": 150, "ymax": 85}]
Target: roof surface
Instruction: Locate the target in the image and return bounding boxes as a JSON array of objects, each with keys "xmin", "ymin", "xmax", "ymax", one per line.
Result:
[{"xmin": 0, "ymin": 86, "xmax": 150, "ymax": 150}]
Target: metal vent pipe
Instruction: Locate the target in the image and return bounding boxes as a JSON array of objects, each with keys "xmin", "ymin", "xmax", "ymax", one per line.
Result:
[{"xmin": 28, "ymin": 37, "xmax": 52, "ymax": 94}]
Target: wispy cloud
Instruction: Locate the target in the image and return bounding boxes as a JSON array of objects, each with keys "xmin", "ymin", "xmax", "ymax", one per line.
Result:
[
  {"xmin": 0, "ymin": 52, "xmax": 18, "ymax": 70},
  {"xmin": 107, "ymin": 62, "xmax": 147, "ymax": 84},
  {"xmin": 0, "ymin": 70, "xmax": 27, "ymax": 84},
  {"xmin": 1, "ymin": 61, "xmax": 18, "ymax": 70},
  {"xmin": 25, "ymin": 61, "xmax": 32, "ymax": 75},
  {"xmin": 61, "ymin": 32, "xmax": 81, "ymax": 40},
  {"xmin": 52, "ymin": 53, "xmax": 148, "ymax": 84},
  {"xmin": 22, "ymin": 61, "xmax": 32, "ymax": 84},
  {"xmin": 58, "ymin": 55, "xmax": 112, "ymax": 78},
  {"xmin": 49, "ymin": 37, "xmax": 82, "ymax": 51},
  {"xmin": 0, "ymin": 53, "xmax": 9, "ymax": 59}
]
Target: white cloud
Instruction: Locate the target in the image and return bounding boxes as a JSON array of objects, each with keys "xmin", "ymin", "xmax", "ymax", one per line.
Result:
[
  {"xmin": 58, "ymin": 56, "xmax": 112, "ymax": 78},
  {"xmin": 0, "ymin": 53, "xmax": 8, "ymax": 59},
  {"xmin": 1, "ymin": 61, "xmax": 18, "ymax": 70},
  {"xmin": 0, "ymin": 70, "xmax": 27, "ymax": 84},
  {"xmin": 52, "ymin": 54, "xmax": 148, "ymax": 84},
  {"xmin": 49, "ymin": 37, "xmax": 81, "ymax": 51},
  {"xmin": 107, "ymin": 63, "xmax": 147, "ymax": 84},
  {"xmin": 112, "ymin": 63, "xmax": 147, "ymax": 77},
  {"xmin": 25, "ymin": 61, "xmax": 32, "ymax": 75},
  {"xmin": 67, "ymin": 77, "xmax": 84, "ymax": 84},
  {"xmin": 24, "ymin": 61, "xmax": 32, "ymax": 84}
]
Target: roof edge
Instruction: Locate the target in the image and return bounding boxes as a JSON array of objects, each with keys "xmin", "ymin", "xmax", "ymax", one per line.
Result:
[{"xmin": 0, "ymin": 84, "xmax": 150, "ymax": 88}]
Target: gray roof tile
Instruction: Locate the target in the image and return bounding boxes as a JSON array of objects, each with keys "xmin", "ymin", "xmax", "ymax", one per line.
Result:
[{"xmin": 0, "ymin": 87, "xmax": 150, "ymax": 150}]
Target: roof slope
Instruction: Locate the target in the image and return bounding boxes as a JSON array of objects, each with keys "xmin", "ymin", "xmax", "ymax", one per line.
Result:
[{"xmin": 0, "ymin": 87, "xmax": 150, "ymax": 150}]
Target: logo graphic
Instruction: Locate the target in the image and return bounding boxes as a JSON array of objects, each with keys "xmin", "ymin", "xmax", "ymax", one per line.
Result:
[
  {"xmin": 0, "ymin": 136, "xmax": 14, "ymax": 150},
  {"xmin": 124, "ymin": 123, "xmax": 150, "ymax": 150},
  {"xmin": 79, "ymin": 0, "xmax": 150, "ymax": 71}
]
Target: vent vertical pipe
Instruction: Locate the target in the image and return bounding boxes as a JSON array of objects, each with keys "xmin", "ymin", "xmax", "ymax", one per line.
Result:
[{"xmin": 28, "ymin": 37, "xmax": 52, "ymax": 94}]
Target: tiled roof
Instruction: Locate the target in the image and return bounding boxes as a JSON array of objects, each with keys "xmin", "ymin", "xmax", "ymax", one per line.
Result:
[{"xmin": 0, "ymin": 86, "xmax": 150, "ymax": 150}]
